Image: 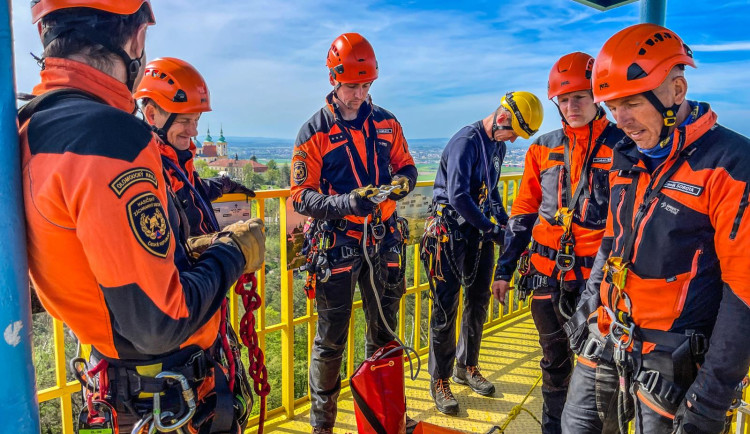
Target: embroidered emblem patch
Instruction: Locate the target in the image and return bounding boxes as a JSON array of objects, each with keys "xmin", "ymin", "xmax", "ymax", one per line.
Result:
[
  {"xmin": 127, "ymin": 192, "xmax": 171, "ymax": 258},
  {"xmin": 293, "ymin": 161, "xmax": 308, "ymax": 185},
  {"xmin": 109, "ymin": 168, "xmax": 158, "ymax": 198},
  {"xmin": 293, "ymin": 149, "xmax": 308, "ymax": 159},
  {"xmin": 663, "ymin": 180, "xmax": 703, "ymax": 197},
  {"xmin": 493, "ymin": 156, "xmax": 501, "ymax": 173}
]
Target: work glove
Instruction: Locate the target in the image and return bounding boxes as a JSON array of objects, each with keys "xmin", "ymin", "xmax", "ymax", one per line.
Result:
[
  {"xmin": 223, "ymin": 218, "xmax": 266, "ymax": 273},
  {"xmin": 220, "ymin": 176, "xmax": 256, "ymax": 197},
  {"xmin": 187, "ymin": 218, "xmax": 266, "ymax": 274},
  {"xmin": 348, "ymin": 185, "xmax": 379, "ymax": 217},
  {"xmin": 387, "ymin": 175, "xmax": 412, "ymax": 201},
  {"xmin": 482, "ymin": 224, "xmax": 505, "ymax": 245},
  {"xmin": 673, "ymin": 398, "xmax": 726, "ymax": 434}
]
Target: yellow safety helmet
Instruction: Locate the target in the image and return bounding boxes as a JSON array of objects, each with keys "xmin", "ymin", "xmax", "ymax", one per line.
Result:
[{"xmin": 500, "ymin": 91, "xmax": 544, "ymax": 139}]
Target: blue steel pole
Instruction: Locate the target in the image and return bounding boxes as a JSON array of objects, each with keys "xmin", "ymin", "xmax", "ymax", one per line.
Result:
[
  {"xmin": 0, "ymin": 0, "xmax": 40, "ymax": 432},
  {"xmin": 640, "ymin": 0, "xmax": 667, "ymax": 25}
]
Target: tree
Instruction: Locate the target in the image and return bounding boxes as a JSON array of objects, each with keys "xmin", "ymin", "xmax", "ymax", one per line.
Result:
[
  {"xmin": 250, "ymin": 155, "xmax": 258, "ymax": 162},
  {"xmin": 243, "ymin": 164, "xmax": 264, "ymax": 190},
  {"xmin": 195, "ymin": 159, "xmax": 219, "ymax": 178},
  {"xmin": 279, "ymin": 163, "xmax": 291, "ymax": 188},
  {"xmin": 266, "ymin": 159, "xmax": 278, "ymax": 171}
]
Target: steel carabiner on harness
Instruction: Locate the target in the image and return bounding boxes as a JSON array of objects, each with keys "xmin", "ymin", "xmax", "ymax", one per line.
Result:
[{"xmin": 151, "ymin": 371, "xmax": 196, "ymax": 433}]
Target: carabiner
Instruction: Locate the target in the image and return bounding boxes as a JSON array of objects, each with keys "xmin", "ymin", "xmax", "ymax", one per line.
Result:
[{"xmin": 152, "ymin": 371, "xmax": 196, "ymax": 432}]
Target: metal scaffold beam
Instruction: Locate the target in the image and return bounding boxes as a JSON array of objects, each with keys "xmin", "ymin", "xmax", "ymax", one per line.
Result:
[
  {"xmin": 640, "ymin": 0, "xmax": 667, "ymax": 25},
  {"xmin": 0, "ymin": 0, "xmax": 40, "ymax": 431}
]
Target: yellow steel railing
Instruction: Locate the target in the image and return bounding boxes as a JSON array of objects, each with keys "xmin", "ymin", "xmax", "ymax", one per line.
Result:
[
  {"xmin": 35, "ymin": 173, "xmax": 748, "ymax": 433},
  {"xmin": 33, "ymin": 174, "xmax": 521, "ymax": 432}
]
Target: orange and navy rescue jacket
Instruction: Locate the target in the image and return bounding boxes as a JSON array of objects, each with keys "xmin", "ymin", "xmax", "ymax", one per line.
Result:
[
  {"xmin": 290, "ymin": 93, "xmax": 416, "ymax": 245},
  {"xmin": 496, "ymin": 112, "xmax": 623, "ymax": 282},
  {"xmin": 584, "ymin": 104, "xmax": 750, "ymax": 414},
  {"xmin": 21, "ymin": 58, "xmax": 245, "ymax": 360},
  {"xmin": 159, "ymin": 140, "xmax": 242, "ymax": 236}
]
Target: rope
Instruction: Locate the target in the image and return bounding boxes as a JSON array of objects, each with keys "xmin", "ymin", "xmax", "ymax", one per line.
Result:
[
  {"xmin": 220, "ymin": 273, "xmax": 270, "ymax": 434},
  {"xmin": 486, "ymin": 373, "xmax": 542, "ymax": 434}
]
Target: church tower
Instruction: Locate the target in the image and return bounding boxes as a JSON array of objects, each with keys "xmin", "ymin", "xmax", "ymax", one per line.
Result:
[{"xmin": 216, "ymin": 125, "xmax": 228, "ymax": 157}]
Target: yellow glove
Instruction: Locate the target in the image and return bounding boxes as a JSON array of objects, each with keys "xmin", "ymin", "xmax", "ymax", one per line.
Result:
[
  {"xmin": 186, "ymin": 233, "xmax": 213, "ymax": 258},
  {"xmin": 186, "ymin": 218, "xmax": 266, "ymax": 274},
  {"xmin": 388, "ymin": 175, "xmax": 411, "ymax": 200},
  {"xmin": 223, "ymin": 218, "xmax": 266, "ymax": 273},
  {"xmin": 348, "ymin": 185, "xmax": 379, "ymax": 216}
]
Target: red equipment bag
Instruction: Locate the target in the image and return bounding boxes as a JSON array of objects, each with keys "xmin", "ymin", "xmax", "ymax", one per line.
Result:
[
  {"xmin": 412, "ymin": 421, "xmax": 465, "ymax": 433},
  {"xmin": 350, "ymin": 341, "xmax": 407, "ymax": 434}
]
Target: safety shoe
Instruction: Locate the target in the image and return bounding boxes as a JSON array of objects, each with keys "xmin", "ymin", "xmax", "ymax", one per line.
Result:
[
  {"xmin": 430, "ymin": 377, "xmax": 459, "ymax": 415},
  {"xmin": 452, "ymin": 365, "xmax": 496, "ymax": 396},
  {"xmin": 311, "ymin": 427, "xmax": 333, "ymax": 434}
]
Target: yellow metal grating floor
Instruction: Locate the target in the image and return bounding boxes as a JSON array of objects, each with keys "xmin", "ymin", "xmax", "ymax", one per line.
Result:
[{"xmin": 266, "ymin": 313, "xmax": 544, "ymax": 433}]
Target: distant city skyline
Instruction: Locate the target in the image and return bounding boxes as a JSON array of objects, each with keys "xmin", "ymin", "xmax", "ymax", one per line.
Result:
[{"xmin": 11, "ymin": 0, "xmax": 750, "ymax": 139}]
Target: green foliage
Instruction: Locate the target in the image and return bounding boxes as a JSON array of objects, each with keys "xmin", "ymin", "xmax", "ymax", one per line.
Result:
[{"xmin": 196, "ymin": 159, "xmax": 220, "ymax": 179}]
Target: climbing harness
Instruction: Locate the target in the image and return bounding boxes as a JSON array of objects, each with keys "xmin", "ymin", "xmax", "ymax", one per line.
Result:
[{"xmin": 597, "ymin": 133, "xmax": 698, "ymax": 433}]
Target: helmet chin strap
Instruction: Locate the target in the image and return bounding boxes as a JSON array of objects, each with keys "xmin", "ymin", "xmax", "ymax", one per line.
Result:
[
  {"xmin": 642, "ymin": 90, "xmax": 681, "ymax": 147},
  {"xmin": 491, "ymin": 108, "xmax": 514, "ymax": 137},
  {"xmin": 42, "ymin": 20, "xmax": 143, "ymax": 92},
  {"xmin": 153, "ymin": 112, "xmax": 178, "ymax": 147}
]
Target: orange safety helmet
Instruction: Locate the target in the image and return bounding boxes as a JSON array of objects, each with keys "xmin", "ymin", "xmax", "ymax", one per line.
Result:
[
  {"xmin": 326, "ymin": 33, "xmax": 378, "ymax": 84},
  {"xmin": 134, "ymin": 57, "xmax": 211, "ymax": 114},
  {"xmin": 592, "ymin": 23, "xmax": 695, "ymax": 104},
  {"xmin": 548, "ymin": 52, "xmax": 594, "ymax": 100},
  {"xmin": 31, "ymin": 0, "xmax": 155, "ymax": 24}
]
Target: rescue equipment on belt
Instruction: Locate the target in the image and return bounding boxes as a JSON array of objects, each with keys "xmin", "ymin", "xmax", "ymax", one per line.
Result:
[
  {"xmin": 69, "ymin": 274, "xmax": 268, "ymax": 433},
  {"xmin": 591, "ymin": 134, "xmax": 699, "ymax": 433},
  {"xmin": 301, "ymin": 183, "xmax": 410, "ymax": 300},
  {"xmin": 521, "ymin": 122, "xmax": 612, "ymax": 319}
]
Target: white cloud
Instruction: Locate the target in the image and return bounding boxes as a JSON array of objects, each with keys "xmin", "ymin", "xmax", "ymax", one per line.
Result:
[{"xmin": 692, "ymin": 42, "xmax": 750, "ymax": 52}]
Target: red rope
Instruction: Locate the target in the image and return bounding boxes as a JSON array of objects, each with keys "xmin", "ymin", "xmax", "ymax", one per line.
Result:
[{"xmin": 231, "ymin": 273, "xmax": 270, "ymax": 434}]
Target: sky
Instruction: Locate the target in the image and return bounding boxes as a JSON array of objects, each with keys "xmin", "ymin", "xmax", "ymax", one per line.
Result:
[{"xmin": 9, "ymin": 0, "xmax": 750, "ymax": 141}]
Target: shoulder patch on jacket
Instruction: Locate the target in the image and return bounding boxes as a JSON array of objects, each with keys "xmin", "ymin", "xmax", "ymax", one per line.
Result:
[
  {"xmin": 663, "ymin": 180, "xmax": 704, "ymax": 197},
  {"xmin": 293, "ymin": 149, "xmax": 307, "ymax": 159},
  {"xmin": 127, "ymin": 192, "xmax": 171, "ymax": 258},
  {"xmin": 293, "ymin": 161, "xmax": 308, "ymax": 185},
  {"xmin": 110, "ymin": 167, "xmax": 158, "ymax": 198}
]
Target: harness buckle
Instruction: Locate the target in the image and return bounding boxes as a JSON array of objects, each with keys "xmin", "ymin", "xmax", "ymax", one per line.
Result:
[
  {"xmin": 640, "ymin": 370, "xmax": 660, "ymax": 394},
  {"xmin": 689, "ymin": 332, "xmax": 708, "ymax": 357},
  {"xmin": 582, "ymin": 337, "xmax": 605, "ymax": 360},
  {"xmin": 152, "ymin": 371, "xmax": 197, "ymax": 432},
  {"xmin": 530, "ymin": 274, "xmax": 548, "ymax": 290}
]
